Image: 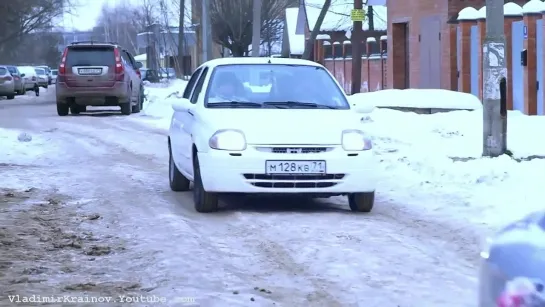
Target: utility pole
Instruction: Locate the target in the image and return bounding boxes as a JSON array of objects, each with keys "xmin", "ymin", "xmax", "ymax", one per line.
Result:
[
  {"xmin": 482, "ymin": 0, "xmax": 507, "ymax": 157},
  {"xmin": 177, "ymin": 0, "xmax": 186, "ymax": 77},
  {"xmin": 367, "ymin": 6, "xmax": 374, "ymax": 30},
  {"xmin": 351, "ymin": 0, "xmax": 363, "ymax": 94},
  {"xmin": 251, "ymin": 0, "xmax": 262, "ymax": 57},
  {"xmin": 202, "ymin": 0, "xmax": 212, "ymax": 62}
]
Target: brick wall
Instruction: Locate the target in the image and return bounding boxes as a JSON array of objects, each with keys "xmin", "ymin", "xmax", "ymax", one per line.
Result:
[
  {"xmin": 386, "ymin": 0, "xmax": 526, "ymax": 90},
  {"xmin": 324, "ymin": 57, "xmax": 387, "ymax": 93}
]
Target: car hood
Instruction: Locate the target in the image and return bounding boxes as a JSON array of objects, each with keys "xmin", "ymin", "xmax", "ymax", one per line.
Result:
[{"xmin": 203, "ymin": 109, "xmax": 361, "ymax": 145}]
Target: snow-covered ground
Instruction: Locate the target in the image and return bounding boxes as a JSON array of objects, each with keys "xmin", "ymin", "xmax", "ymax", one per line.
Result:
[
  {"xmin": 134, "ymin": 79, "xmax": 188, "ymax": 130},
  {"xmin": 134, "ymin": 81, "xmax": 545, "ymax": 234}
]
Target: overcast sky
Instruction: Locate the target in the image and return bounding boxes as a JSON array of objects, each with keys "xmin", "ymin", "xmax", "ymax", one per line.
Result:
[
  {"xmin": 62, "ymin": 0, "xmax": 186, "ymax": 31},
  {"xmin": 62, "ymin": 0, "xmax": 110, "ymax": 31}
]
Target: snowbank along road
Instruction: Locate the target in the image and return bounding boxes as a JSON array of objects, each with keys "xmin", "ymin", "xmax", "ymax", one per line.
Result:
[{"xmin": 0, "ymin": 87, "xmax": 477, "ymax": 306}]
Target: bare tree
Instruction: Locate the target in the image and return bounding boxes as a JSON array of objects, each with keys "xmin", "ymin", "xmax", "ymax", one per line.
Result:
[
  {"xmin": 95, "ymin": 1, "xmax": 151, "ymax": 54},
  {"xmin": 261, "ymin": 18, "xmax": 283, "ymax": 56},
  {"xmin": 193, "ymin": 0, "xmax": 292, "ymax": 57},
  {"xmin": 302, "ymin": 0, "xmax": 331, "ymax": 60},
  {"xmin": 0, "ymin": 0, "xmax": 74, "ymax": 57}
]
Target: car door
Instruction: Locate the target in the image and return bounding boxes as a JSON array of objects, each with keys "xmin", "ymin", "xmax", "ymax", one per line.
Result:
[
  {"xmin": 125, "ymin": 51, "xmax": 142, "ymax": 93},
  {"xmin": 180, "ymin": 66, "xmax": 209, "ymax": 177},
  {"xmin": 170, "ymin": 67, "xmax": 203, "ymax": 173},
  {"xmin": 120, "ymin": 50, "xmax": 137, "ymax": 101}
]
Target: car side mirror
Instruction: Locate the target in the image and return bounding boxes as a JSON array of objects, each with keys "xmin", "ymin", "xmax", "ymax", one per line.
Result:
[
  {"xmin": 171, "ymin": 98, "xmax": 195, "ymax": 113},
  {"xmin": 135, "ymin": 62, "xmax": 143, "ymax": 69},
  {"xmin": 20, "ymin": 73, "xmax": 25, "ymax": 77}
]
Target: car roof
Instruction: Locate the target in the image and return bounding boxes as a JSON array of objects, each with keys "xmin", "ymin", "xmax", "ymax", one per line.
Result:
[
  {"xmin": 67, "ymin": 42, "xmax": 119, "ymax": 49},
  {"xmin": 199, "ymin": 57, "xmax": 324, "ymax": 70}
]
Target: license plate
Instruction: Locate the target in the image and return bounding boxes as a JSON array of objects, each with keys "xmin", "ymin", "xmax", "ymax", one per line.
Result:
[
  {"xmin": 265, "ymin": 160, "xmax": 326, "ymax": 175},
  {"xmin": 78, "ymin": 68, "xmax": 102, "ymax": 75}
]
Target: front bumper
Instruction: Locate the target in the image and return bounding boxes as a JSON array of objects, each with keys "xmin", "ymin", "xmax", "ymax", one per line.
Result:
[{"xmin": 198, "ymin": 145, "xmax": 377, "ymax": 193}]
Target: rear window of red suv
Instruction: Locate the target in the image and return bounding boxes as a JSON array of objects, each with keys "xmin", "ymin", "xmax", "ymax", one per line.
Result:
[{"xmin": 65, "ymin": 46, "xmax": 116, "ymax": 67}]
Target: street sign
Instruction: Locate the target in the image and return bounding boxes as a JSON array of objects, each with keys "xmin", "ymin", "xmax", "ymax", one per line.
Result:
[
  {"xmin": 524, "ymin": 25, "xmax": 528, "ymax": 39},
  {"xmin": 351, "ymin": 9, "xmax": 365, "ymax": 22}
]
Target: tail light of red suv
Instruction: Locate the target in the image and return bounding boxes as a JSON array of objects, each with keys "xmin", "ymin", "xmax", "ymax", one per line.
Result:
[
  {"xmin": 113, "ymin": 48, "xmax": 124, "ymax": 81},
  {"xmin": 58, "ymin": 47, "xmax": 68, "ymax": 83}
]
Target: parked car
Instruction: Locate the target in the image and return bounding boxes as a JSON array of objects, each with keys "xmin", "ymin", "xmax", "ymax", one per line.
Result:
[
  {"xmin": 51, "ymin": 69, "xmax": 58, "ymax": 84},
  {"xmin": 2, "ymin": 65, "xmax": 25, "ymax": 95},
  {"xmin": 17, "ymin": 66, "xmax": 39, "ymax": 96},
  {"xmin": 34, "ymin": 67, "xmax": 49, "ymax": 88},
  {"xmin": 56, "ymin": 41, "xmax": 144, "ymax": 116},
  {"xmin": 0, "ymin": 65, "xmax": 16, "ymax": 99},
  {"xmin": 141, "ymin": 68, "xmax": 161, "ymax": 83},
  {"xmin": 479, "ymin": 210, "xmax": 545, "ymax": 306},
  {"xmin": 160, "ymin": 67, "xmax": 176, "ymax": 79},
  {"xmin": 36, "ymin": 65, "xmax": 52, "ymax": 84},
  {"xmin": 167, "ymin": 57, "xmax": 376, "ymax": 213}
]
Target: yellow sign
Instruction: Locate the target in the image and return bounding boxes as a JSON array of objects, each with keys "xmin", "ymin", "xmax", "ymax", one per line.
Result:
[{"xmin": 351, "ymin": 9, "xmax": 365, "ymax": 22}]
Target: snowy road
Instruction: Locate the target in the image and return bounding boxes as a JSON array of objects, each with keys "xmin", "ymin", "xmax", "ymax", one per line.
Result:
[{"xmin": 0, "ymin": 89, "xmax": 477, "ymax": 306}]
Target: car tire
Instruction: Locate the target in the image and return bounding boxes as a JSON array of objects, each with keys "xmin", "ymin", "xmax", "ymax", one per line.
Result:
[
  {"xmin": 120, "ymin": 103, "xmax": 131, "ymax": 115},
  {"xmin": 169, "ymin": 144, "xmax": 190, "ymax": 191},
  {"xmin": 131, "ymin": 94, "xmax": 141, "ymax": 113},
  {"xmin": 7, "ymin": 95, "xmax": 14, "ymax": 100},
  {"xmin": 139, "ymin": 87, "xmax": 145, "ymax": 110},
  {"xmin": 57, "ymin": 103, "xmax": 69, "ymax": 116},
  {"xmin": 193, "ymin": 154, "xmax": 219, "ymax": 213},
  {"xmin": 348, "ymin": 192, "xmax": 375, "ymax": 212},
  {"xmin": 34, "ymin": 86, "xmax": 39, "ymax": 97}
]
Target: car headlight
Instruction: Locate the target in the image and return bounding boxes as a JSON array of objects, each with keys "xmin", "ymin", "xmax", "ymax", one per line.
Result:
[
  {"xmin": 480, "ymin": 237, "xmax": 493, "ymax": 259},
  {"xmin": 342, "ymin": 129, "xmax": 372, "ymax": 151},
  {"xmin": 208, "ymin": 129, "xmax": 246, "ymax": 151}
]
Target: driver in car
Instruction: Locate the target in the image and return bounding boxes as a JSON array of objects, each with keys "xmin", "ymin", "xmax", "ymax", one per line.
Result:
[{"xmin": 208, "ymin": 72, "xmax": 248, "ymax": 103}]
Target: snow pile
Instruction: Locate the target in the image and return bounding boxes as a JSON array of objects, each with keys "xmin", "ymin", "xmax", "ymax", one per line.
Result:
[
  {"xmin": 350, "ymin": 89, "xmax": 482, "ymax": 110},
  {"xmin": 0, "ymin": 128, "xmax": 57, "ymax": 164},
  {"xmin": 138, "ymin": 79, "xmax": 188, "ymax": 129},
  {"xmin": 356, "ymin": 90, "xmax": 545, "ymax": 231}
]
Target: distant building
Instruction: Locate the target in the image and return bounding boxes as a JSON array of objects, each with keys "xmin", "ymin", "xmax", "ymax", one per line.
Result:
[
  {"xmin": 55, "ymin": 28, "xmax": 106, "ymax": 53},
  {"xmin": 136, "ymin": 24, "xmax": 197, "ymax": 74}
]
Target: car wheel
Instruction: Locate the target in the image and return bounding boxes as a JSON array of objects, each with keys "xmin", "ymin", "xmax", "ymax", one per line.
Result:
[
  {"xmin": 57, "ymin": 103, "xmax": 69, "ymax": 116},
  {"xmin": 131, "ymin": 93, "xmax": 141, "ymax": 113},
  {"xmin": 139, "ymin": 88, "xmax": 145, "ymax": 109},
  {"xmin": 120, "ymin": 103, "xmax": 131, "ymax": 115},
  {"xmin": 7, "ymin": 95, "xmax": 14, "ymax": 100},
  {"xmin": 34, "ymin": 86, "xmax": 39, "ymax": 96},
  {"xmin": 169, "ymin": 144, "xmax": 190, "ymax": 191},
  {"xmin": 193, "ymin": 154, "xmax": 218, "ymax": 213},
  {"xmin": 348, "ymin": 192, "xmax": 375, "ymax": 212}
]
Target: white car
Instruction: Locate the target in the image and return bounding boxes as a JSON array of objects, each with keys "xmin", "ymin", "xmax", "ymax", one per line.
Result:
[{"xmin": 167, "ymin": 57, "xmax": 376, "ymax": 213}]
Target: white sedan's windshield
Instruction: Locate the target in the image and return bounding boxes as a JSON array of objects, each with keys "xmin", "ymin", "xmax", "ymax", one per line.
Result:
[{"xmin": 204, "ymin": 64, "xmax": 350, "ymax": 109}]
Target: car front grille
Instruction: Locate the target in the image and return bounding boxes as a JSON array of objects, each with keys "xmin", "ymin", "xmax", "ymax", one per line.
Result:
[
  {"xmin": 243, "ymin": 173, "xmax": 344, "ymax": 189},
  {"xmin": 255, "ymin": 146, "xmax": 331, "ymax": 154}
]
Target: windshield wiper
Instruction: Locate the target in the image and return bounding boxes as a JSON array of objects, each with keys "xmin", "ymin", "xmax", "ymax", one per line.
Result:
[
  {"xmin": 207, "ymin": 101, "xmax": 263, "ymax": 108},
  {"xmin": 263, "ymin": 101, "xmax": 339, "ymax": 109}
]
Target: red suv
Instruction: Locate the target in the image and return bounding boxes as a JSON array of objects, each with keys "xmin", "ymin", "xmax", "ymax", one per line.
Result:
[{"xmin": 55, "ymin": 41, "xmax": 144, "ymax": 116}]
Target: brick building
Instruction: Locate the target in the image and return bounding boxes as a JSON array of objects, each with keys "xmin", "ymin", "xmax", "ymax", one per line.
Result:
[
  {"xmin": 294, "ymin": 0, "xmax": 388, "ymax": 92},
  {"xmin": 387, "ymin": 0, "xmax": 527, "ymax": 90}
]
